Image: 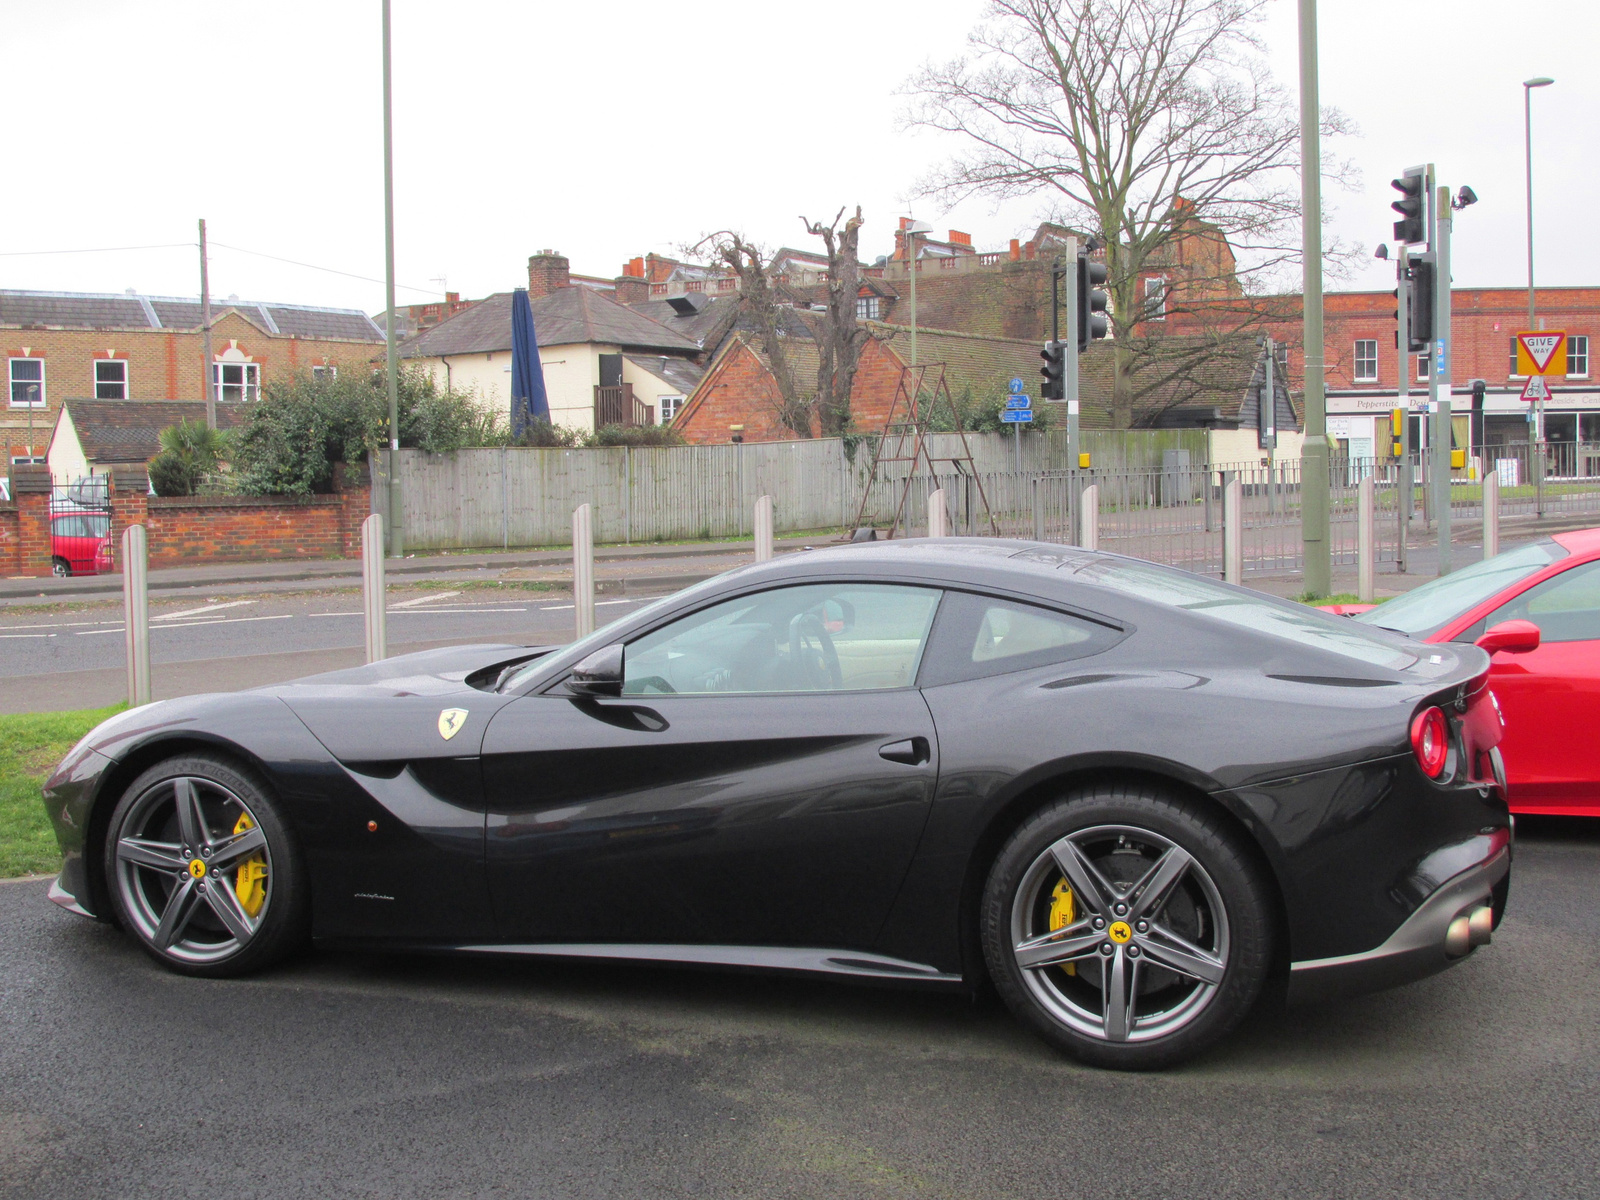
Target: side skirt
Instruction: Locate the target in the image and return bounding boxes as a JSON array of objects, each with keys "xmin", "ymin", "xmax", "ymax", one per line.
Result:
[{"xmin": 441, "ymin": 942, "xmax": 965, "ymax": 986}]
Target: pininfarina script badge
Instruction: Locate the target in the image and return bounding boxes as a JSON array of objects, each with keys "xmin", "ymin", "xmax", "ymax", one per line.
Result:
[{"xmin": 437, "ymin": 708, "xmax": 468, "ymax": 740}]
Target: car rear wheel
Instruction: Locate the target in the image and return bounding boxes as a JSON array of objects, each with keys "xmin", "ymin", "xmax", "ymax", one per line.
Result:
[
  {"xmin": 104, "ymin": 754, "xmax": 309, "ymax": 977},
  {"xmin": 980, "ymin": 782, "xmax": 1272, "ymax": 1070}
]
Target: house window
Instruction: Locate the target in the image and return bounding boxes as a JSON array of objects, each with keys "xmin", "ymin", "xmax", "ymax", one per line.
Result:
[
  {"xmin": 9, "ymin": 358, "xmax": 44, "ymax": 407},
  {"xmin": 95, "ymin": 359, "xmax": 128, "ymax": 400},
  {"xmin": 1416, "ymin": 354, "xmax": 1430, "ymax": 382},
  {"xmin": 212, "ymin": 361, "xmax": 260, "ymax": 403},
  {"xmin": 659, "ymin": 395, "xmax": 685, "ymax": 424},
  {"xmin": 312, "ymin": 364, "xmax": 337, "ymax": 382},
  {"xmin": 856, "ymin": 296, "xmax": 880, "ymax": 321},
  {"xmin": 1568, "ymin": 335, "xmax": 1588, "ymax": 377},
  {"xmin": 11, "ymin": 455, "xmax": 46, "ymax": 466},
  {"xmin": 1509, "ymin": 337, "xmax": 1522, "ymax": 377},
  {"xmin": 1144, "ymin": 276, "xmax": 1168, "ymax": 320},
  {"xmin": 1353, "ymin": 339, "xmax": 1378, "ymax": 383}
]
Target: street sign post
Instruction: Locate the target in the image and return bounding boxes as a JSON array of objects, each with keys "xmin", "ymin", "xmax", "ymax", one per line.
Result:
[
  {"xmin": 1000, "ymin": 409, "xmax": 1032, "ymax": 423},
  {"xmin": 1516, "ymin": 331, "xmax": 1566, "ymax": 377},
  {"xmin": 1521, "ymin": 374, "xmax": 1552, "ymax": 402}
]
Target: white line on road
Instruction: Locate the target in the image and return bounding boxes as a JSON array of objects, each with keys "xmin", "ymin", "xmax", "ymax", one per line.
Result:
[
  {"xmin": 0, "ymin": 633, "xmax": 56, "ymax": 639},
  {"xmin": 153, "ymin": 600, "xmax": 259, "ymax": 620},
  {"xmin": 390, "ymin": 591, "xmax": 460, "ymax": 608},
  {"xmin": 75, "ymin": 614, "xmax": 296, "ymax": 636},
  {"xmin": 538, "ymin": 599, "xmax": 645, "ymax": 611},
  {"xmin": 309, "ymin": 607, "xmax": 530, "ymax": 618},
  {"xmin": 0, "ymin": 617, "xmax": 121, "ymax": 632}
]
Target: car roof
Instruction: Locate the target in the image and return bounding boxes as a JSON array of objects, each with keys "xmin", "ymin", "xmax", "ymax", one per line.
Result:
[
  {"xmin": 1551, "ymin": 527, "xmax": 1600, "ymax": 559},
  {"xmin": 745, "ymin": 538, "xmax": 1100, "ymax": 596}
]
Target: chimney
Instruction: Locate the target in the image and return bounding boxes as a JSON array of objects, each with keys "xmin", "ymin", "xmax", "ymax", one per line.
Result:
[
  {"xmin": 527, "ymin": 250, "xmax": 570, "ymax": 298},
  {"xmin": 1009, "ymin": 238, "xmax": 1021, "ymax": 261},
  {"xmin": 613, "ymin": 273, "xmax": 650, "ymax": 306},
  {"xmin": 948, "ymin": 230, "xmax": 972, "ymax": 247}
]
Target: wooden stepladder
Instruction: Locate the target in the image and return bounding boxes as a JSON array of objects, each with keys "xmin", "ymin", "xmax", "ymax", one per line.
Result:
[{"xmin": 849, "ymin": 363, "xmax": 997, "ymax": 539}]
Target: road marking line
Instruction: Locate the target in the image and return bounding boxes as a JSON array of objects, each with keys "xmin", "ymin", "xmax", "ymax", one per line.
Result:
[
  {"xmin": 538, "ymin": 599, "xmax": 645, "ymax": 611},
  {"xmin": 0, "ymin": 618, "xmax": 118, "ymax": 632},
  {"xmin": 0, "ymin": 633, "xmax": 56, "ymax": 639},
  {"xmin": 74, "ymin": 613, "xmax": 295, "ymax": 635},
  {"xmin": 390, "ymin": 591, "xmax": 460, "ymax": 608},
  {"xmin": 154, "ymin": 600, "xmax": 258, "ymax": 620}
]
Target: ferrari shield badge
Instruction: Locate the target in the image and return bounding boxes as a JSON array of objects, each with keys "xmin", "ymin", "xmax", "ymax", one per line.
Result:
[{"xmin": 437, "ymin": 708, "xmax": 468, "ymax": 741}]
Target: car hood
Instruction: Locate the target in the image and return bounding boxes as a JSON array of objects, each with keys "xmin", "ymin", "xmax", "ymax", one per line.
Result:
[{"xmin": 257, "ymin": 642, "xmax": 555, "ymax": 699}]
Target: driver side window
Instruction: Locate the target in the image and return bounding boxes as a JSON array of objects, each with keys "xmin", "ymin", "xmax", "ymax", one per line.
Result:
[{"xmin": 622, "ymin": 584, "xmax": 942, "ymax": 695}]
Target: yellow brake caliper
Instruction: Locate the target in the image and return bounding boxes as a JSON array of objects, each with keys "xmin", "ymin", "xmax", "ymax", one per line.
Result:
[
  {"xmin": 1048, "ymin": 878, "xmax": 1077, "ymax": 977},
  {"xmin": 232, "ymin": 813, "xmax": 268, "ymax": 918}
]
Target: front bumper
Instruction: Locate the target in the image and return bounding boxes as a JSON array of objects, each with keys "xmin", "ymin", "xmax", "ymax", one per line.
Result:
[{"xmin": 1287, "ymin": 841, "xmax": 1510, "ymax": 1005}]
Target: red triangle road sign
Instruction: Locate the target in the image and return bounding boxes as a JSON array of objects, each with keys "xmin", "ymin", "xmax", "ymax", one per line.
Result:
[
  {"xmin": 1517, "ymin": 332, "xmax": 1566, "ymax": 373},
  {"xmin": 1521, "ymin": 374, "xmax": 1553, "ymax": 402}
]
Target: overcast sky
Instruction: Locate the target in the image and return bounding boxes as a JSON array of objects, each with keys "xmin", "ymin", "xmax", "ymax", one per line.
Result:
[{"xmin": 4, "ymin": 0, "xmax": 1593, "ymax": 315}]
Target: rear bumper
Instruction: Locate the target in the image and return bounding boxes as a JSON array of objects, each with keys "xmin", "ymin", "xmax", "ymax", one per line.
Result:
[{"xmin": 1287, "ymin": 842, "xmax": 1510, "ymax": 1005}]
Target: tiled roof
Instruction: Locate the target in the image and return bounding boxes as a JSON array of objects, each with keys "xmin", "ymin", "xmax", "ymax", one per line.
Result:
[
  {"xmin": 56, "ymin": 400, "xmax": 245, "ymax": 465},
  {"xmin": 624, "ymin": 354, "xmax": 706, "ymax": 395},
  {"xmin": 0, "ymin": 289, "xmax": 383, "ymax": 340},
  {"xmin": 401, "ymin": 288, "xmax": 699, "ymax": 358}
]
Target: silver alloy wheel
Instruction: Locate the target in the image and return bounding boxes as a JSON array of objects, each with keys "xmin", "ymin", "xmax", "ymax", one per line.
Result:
[
  {"xmin": 1009, "ymin": 824, "xmax": 1229, "ymax": 1044},
  {"xmin": 112, "ymin": 775, "xmax": 272, "ymax": 965}
]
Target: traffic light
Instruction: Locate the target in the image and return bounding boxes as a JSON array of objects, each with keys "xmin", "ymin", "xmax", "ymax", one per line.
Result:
[
  {"xmin": 1039, "ymin": 341, "xmax": 1066, "ymax": 400},
  {"xmin": 1407, "ymin": 255, "xmax": 1435, "ymax": 351},
  {"xmin": 1076, "ymin": 251, "xmax": 1109, "ymax": 352},
  {"xmin": 1390, "ymin": 167, "xmax": 1428, "ymax": 244}
]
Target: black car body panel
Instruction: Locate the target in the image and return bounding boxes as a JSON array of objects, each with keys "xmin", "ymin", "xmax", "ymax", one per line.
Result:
[{"xmin": 42, "ymin": 542, "xmax": 1510, "ymax": 1001}]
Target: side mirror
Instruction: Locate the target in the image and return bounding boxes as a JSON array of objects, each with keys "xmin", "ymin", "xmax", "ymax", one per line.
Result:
[
  {"xmin": 568, "ymin": 643, "xmax": 625, "ymax": 696},
  {"xmin": 1476, "ymin": 619, "xmax": 1541, "ymax": 655}
]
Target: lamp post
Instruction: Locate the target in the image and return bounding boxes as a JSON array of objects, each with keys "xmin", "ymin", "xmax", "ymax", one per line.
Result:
[
  {"xmin": 382, "ymin": 0, "xmax": 403, "ymax": 557},
  {"xmin": 1524, "ymin": 76, "xmax": 1553, "ymax": 508},
  {"xmin": 1298, "ymin": 0, "xmax": 1331, "ymax": 596}
]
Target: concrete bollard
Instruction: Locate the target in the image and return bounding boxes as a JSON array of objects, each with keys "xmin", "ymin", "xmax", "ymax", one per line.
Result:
[
  {"xmin": 927, "ymin": 489, "xmax": 948, "ymax": 538},
  {"xmin": 121, "ymin": 524, "xmax": 150, "ymax": 707},
  {"xmin": 361, "ymin": 512, "xmax": 387, "ymax": 663},
  {"xmin": 1032, "ymin": 477, "xmax": 1044, "ymax": 541},
  {"xmin": 1080, "ymin": 484, "xmax": 1099, "ymax": 551},
  {"xmin": 1223, "ymin": 477, "xmax": 1243, "ymax": 585},
  {"xmin": 1483, "ymin": 470, "xmax": 1499, "ymax": 560},
  {"xmin": 572, "ymin": 503, "xmax": 595, "ymax": 639},
  {"xmin": 754, "ymin": 495, "xmax": 774, "ymax": 562},
  {"xmin": 1357, "ymin": 475, "xmax": 1375, "ymax": 603}
]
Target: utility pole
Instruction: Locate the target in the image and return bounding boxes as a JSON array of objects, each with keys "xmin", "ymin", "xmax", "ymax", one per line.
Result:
[
  {"xmin": 1524, "ymin": 77, "xmax": 1553, "ymax": 516},
  {"xmin": 199, "ymin": 218, "xmax": 214, "ymax": 429},
  {"xmin": 1297, "ymin": 0, "xmax": 1331, "ymax": 596},
  {"xmin": 1396, "ymin": 243, "xmax": 1410, "ymax": 572},
  {"xmin": 1062, "ymin": 242, "xmax": 1080, "ymax": 469},
  {"xmin": 382, "ymin": 0, "xmax": 403, "ymax": 557},
  {"xmin": 1431, "ymin": 185, "xmax": 1453, "ymax": 575}
]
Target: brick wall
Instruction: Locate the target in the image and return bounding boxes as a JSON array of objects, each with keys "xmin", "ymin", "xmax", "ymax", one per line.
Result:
[
  {"xmin": 2, "ymin": 309, "xmax": 382, "ymax": 468},
  {"xmin": 0, "ymin": 501, "xmax": 17, "ymax": 575},
  {"xmin": 675, "ymin": 340, "xmax": 802, "ymax": 444}
]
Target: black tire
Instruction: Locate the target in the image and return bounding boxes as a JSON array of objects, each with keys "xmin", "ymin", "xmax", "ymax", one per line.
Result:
[
  {"xmin": 980, "ymin": 781, "xmax": 1272, "ymax": 1070},
  {"xmin": 51, "ymin": 558, "xmax": 71, "ymax": 577},
  {"xmin": 103, "ymin": 753, "xmax": 309, "ymax": 977}
]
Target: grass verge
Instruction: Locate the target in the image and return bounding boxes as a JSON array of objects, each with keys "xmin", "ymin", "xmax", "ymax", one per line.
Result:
[{"xmin": 0, "ymin": 705, "xmax": 123, "ymax": 878}]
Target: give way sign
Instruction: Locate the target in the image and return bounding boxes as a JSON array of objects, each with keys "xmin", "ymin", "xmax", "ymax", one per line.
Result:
[{"xmin": 1516, "ymin": 331, "xmax": 1567, "ymax": 376}]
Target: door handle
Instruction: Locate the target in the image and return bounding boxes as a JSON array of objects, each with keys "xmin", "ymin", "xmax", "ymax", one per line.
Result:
[{"xmin": 879, "ymin": 737, "xmax": 930, "ymax": 766}]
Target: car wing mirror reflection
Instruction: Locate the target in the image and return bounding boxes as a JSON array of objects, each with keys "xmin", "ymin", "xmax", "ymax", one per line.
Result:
[
  {"xmin": 1475, "ymin": 619, "xmax": 1541, "ymax": 655},
  {"xmin": 568, "ymin": 642, "xmax": 626, "ymax": 696}
]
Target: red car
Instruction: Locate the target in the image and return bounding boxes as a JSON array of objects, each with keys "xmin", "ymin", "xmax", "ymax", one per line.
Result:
[
  {"xmin": 1329, "ymin": 528, "xmax": 1600, "ymax": 816},
  {"xmin": 50, "ymin": 509, "xmax": 112, "ymax": 577}
]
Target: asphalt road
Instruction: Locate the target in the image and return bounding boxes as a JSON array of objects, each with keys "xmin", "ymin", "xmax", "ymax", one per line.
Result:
[{"xmin": 2, "ymin": 819, "xmax": 1597, "ymax": 1200}]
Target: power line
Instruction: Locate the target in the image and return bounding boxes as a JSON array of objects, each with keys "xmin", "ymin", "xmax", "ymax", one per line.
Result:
[
  {"xmin": 209, "ymin": 240, "xmax": 443, "ymax": 297},
  {"xmin": 0, "ymin": 242, "xmax": 192, "ymax": 257}
]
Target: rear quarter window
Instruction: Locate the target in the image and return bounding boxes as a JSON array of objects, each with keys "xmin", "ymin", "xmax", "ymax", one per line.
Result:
[{"xmin": 918, "ymin": 592, "xmax": 1123, "ymax": 686}]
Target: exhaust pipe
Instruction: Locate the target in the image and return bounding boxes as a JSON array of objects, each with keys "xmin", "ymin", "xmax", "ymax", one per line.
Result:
[{"xmin": 1445, "ymin": 905, "xmax": 1495, "ymax": 958}]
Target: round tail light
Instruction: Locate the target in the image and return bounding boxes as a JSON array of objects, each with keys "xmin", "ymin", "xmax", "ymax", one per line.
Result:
[{"xmin": 1411, "ymin": 706, "xmax": 1449, "ymax": 778}]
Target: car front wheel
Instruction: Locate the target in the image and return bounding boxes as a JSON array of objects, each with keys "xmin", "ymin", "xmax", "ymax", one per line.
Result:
[
  {"xmin": 51, "ymin": 558, "xmax": 71, "ymax": 577},
  {"xmin": 981, "ymin": 783, "xmax": 1272, "ymax": 1070},
  {"xmin": 104, "ymin": 754, "xmax": 309, "ymax": 977}
]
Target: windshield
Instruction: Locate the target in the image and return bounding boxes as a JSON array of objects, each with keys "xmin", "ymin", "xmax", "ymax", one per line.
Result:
[
  {"xmin": 1063, "ymin": 554, "xmax": 1419, "ymax": 670},
  {"xmin": 1352, "ymin": 539, "xmax": 1568, "ymax": 637}
]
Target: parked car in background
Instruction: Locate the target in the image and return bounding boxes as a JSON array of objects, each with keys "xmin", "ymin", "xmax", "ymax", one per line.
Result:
[
  {"xmin": 1329, "ymin": 528, "xmax": 1600, "ymax": 817},
  {"xmin": 50, "ymin": 508, "xmax": 112, "ymax": 577}
]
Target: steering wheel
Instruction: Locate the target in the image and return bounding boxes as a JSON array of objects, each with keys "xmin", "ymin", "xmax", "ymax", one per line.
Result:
[{"xmin": 788, "ymin": 612, "xmax": 843, "ymax": 690}]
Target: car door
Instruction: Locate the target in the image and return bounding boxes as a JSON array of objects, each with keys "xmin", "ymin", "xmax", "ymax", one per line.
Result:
[
  {"xmin": 480, "ymin": 582, "xmax": 944, "ymax": 949},
  {"xmin": 1472, "ymin": 558, "xmax": 1600, "ymax": 813}
]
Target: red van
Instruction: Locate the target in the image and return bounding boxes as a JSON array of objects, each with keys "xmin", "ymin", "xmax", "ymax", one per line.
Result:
[{"xmin": 51, "ymin": 509, "xmax": 112, "ymax": 577}]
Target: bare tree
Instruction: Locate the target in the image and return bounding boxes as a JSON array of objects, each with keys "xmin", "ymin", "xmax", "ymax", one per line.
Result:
[
  {"xmin": 693, "ymin": 208, "xmax": 874, "ymax": 438},
  {"xmin": 800, "ymin": 206, "xmax": 869, "ymax": 436},
  {"xmin": 905, "ymin": 0, "xmax": 1354, "ymax": 427}
]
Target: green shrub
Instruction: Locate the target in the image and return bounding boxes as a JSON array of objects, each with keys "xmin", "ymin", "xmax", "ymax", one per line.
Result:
[
  {"xmin": 148, "ymin": 417, "xmax": 229, "ymax": 496},
  {"xmin": 584, "ymin": 424, "xmax": 685, "ymax": 448},
  {"xmin": 509, "ymin": 418, "xmax": 581, "ymax": 448}
]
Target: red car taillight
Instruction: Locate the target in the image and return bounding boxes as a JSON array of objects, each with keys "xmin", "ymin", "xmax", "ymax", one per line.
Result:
[{"xmin": 1410, "ymin": 706, "xmax": 1449, "ymax": 778}]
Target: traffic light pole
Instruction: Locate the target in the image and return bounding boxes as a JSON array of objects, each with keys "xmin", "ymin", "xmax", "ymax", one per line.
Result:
[
  {"xmin": 1431, "ymin": 186, "xmax": 1453, "ymax": 576},
  {"xmin": 1297, "ymin": 0, "xmax": 1331, "ymax": 597},
  {"xmin": 1063, "ymin": 248, "xmax": 1080, "ymax": 467},
  {"xmin": 1396, "ymin": 243, "xmax": 1410, "ymax": 573}
]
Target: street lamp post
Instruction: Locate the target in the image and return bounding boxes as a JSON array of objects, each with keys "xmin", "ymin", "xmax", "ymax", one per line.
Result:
[
  {"xmin": 1298, "ymin": 0, "xmax": 1331, "ymax": 596},
  {"xmin": 1524, "ymin": 76, "xmax": 1553, "ymax": 515}
]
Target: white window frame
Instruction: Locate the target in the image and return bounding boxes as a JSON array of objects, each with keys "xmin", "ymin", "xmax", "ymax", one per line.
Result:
[
  {"xmin": 94, "ymin": 358, "xmax": 128, "ymax": 400},
  {"xmin": 10, "ymin": 454, "xmax": 46, "ymax": 466},
  {"xmin": 1567, "ymin": 335, "xmax": 1588, "ymax": 378},
  {"xmin": 658, "ymin": 394, "xmax": 685, "ymax": 424},
  {"xmin": 312, "ymin": 364, "xmax": 338, "ymax": 382},
  {"xmin": 212, "ymin": 360, "xmax": 260, "ymax": 404},
  {"xmin": 1509, "ymin": 336, "xmax": 1524, "ymax": 379},
  {"xmin": 1353, "ymin": 339, "xmax": 1378, "ymax": 383},
  {"xmin": 1144, "ymin": 276, "xmax": 1168, "ymax": 320},
  {"xmin": 856, "ymin": 295, "xmax": 880, "ymax": 321},
  {"xmin": 8, "ymin": 358, "xmax": 45, "ymax": 408}
]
